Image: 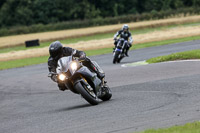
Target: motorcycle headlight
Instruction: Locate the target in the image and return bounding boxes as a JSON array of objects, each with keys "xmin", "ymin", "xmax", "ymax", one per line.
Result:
[
  {"xmin": 71, "ymin": 62, "xmax": 78, "ymax": 72},
  {"xmin": 58, "ymin": 74, "xmax": 66, "ymax": 81}
]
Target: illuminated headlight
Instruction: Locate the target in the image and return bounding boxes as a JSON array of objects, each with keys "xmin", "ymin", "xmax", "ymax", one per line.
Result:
[
  {"xmin": 71, "ymin": 62, "xmax": 78, "ymax": 72},
  {"xmin": 58, "ymin": 74, "xmax": 66, "ymax": 81}
]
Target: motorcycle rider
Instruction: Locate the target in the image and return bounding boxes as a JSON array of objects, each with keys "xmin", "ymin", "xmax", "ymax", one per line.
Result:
[
  {"xmin": 113, "ymin": 24, "xmax": 133, "ymax": 56},
  {"xmin": 48, "ymin": 41, "xmax": 105, "ymax": 91}
]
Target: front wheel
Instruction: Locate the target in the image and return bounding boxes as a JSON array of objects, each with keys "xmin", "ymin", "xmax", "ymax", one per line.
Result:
[
  {"xmin": 74, "ymin": 82, "xmax": 99, "ymax": 105},
  {"xmin": 113, "ymin": 51, "xmax": 120, "ymax": 64},
  {"xmin": 117, "ymin": 55, "xmax": 124, "ymax": 63}
]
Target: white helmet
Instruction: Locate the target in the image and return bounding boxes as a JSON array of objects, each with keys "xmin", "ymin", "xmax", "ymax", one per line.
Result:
[{"xmin": 122, "ymin": 24, "xmax": 129, "ymax": 32}]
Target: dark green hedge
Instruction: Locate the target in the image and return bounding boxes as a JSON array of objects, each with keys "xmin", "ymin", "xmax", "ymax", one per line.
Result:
[{"xmin": 0, "ymin": 7, "xmax": 200, "ymax": 37}]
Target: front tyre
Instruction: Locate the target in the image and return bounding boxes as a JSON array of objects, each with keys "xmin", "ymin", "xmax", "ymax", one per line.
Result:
[
  {"xmin": 113, "ymin": 51, "xmax": 120, "ymax": 64},
  {"xmin": 74, "ymin": 82, "xmax": 99, "ymax": 105},
  {"xmin": 117, "ymin": 56, "xmax": 124, "ymax": 63}
]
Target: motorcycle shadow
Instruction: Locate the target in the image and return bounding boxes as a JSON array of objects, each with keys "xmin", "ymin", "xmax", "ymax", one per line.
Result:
[
  {"xmin": 48, "ymin": 100, "xmax": 113, "ymax": 113},
  {"xmin": 50, "ymin": 100, "xmax": 113, "ymax": 113},
  {"xmin": 49, "ymin": 103, "xmax": 92, "ymax": 113},
  {"xmin": 64, "ymin": 104, "xmax": 92, "ymax": 111}
]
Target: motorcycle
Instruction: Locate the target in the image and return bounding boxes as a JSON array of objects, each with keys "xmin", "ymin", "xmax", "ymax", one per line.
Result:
[
  {"xmin": 48, "ymin": 56, "xmax": 112, "ymax": 105},
  {"xmin": 113, "ymin": 38, "xmax": 128, "ymax": 64}
]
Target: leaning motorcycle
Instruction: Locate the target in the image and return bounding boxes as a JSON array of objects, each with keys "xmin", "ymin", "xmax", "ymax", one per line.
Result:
[
  {"xmin": 48, "ymin": 56, "xmax": 112, "ymax": 105},
  {"xmin": 113, "ymin": 38, "xmax": 128, "ymax": 64}
]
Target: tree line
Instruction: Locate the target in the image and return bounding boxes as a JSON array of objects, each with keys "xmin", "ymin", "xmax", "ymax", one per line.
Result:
[{"xmin": 0, "ymin": 0, "xmax": 200, "ymax": 28}]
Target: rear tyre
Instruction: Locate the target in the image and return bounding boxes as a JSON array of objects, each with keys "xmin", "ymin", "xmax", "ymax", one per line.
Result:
[
  {"xmin": 74, "ymin": 82, "xmax": 99, "ymax": 105},
  {"xmin": 100, "ymin": 85, "xmax": 112, "ymax": 101}
]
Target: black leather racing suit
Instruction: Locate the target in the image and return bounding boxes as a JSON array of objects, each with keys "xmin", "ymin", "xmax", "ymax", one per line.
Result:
[
  {"xmin": 48, "ymin": 47, "xmax": 104, "ymax": 91},
  {"xmin": 114, "ymin": 30, "xmax": 133, "ymax": 55},
  {"xmin": 114, "ymin": 30, "xmax": 133, "ymax": 45}
]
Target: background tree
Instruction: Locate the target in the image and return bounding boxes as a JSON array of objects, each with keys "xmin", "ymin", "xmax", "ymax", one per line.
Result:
[{"xmin": 0, "ymin": 0, "xmax": 199, "ymax": 28}]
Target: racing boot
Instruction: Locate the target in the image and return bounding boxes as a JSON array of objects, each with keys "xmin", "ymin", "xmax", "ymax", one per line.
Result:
[
  {"xmin": 87, "ymin": 62, "xmax": 105, "ymax": 79},
  {"xmin": 92, "ymin": 64, "xmax": 105, "ymax": 79},
  {"xmin": 125, "ymin": 47, "xmax": 130, "ymax": 57},
  {"xmin": 90, "ymin": 60, "xmax": 105, "ymax": 80},
  {"xmin": 125, "ymin": 50, "xmax": 129, "ymax": 57},
  {"xmin": 96, "ymin": 71, "xmax": 105, "ymax": 80},
  {"xmin": 84, "ymin": 57, "xmax": 105, "ymax": 80}
]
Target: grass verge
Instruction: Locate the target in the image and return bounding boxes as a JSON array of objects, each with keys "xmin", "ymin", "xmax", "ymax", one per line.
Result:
[
  {"xmin": 146, "ymin": 49, "xmax": 200, "ymax": 63},
  {"xmin": 0, "ymin": 56, "xmax": 49, "ymax": 70},
  {"xmin": 1, "ymin": 22, "xmax": 200, "ymax": 54},
  {"xmin": 0, "ymin": 27, "xmax": 164, "ymax": 53},
  {"xmin": 1, "ymin": 35, "xmax": 200, "ymax": 70},
  {"xmin": 139, "ymin": 121, "xmax": 200, "ymax": 133}
]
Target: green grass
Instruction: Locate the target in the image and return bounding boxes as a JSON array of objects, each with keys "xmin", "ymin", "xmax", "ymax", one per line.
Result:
[
  {"xmin": 139, "ymin": 121, "xmax": 200, "ymax": 133},
  {"xmin": 1, "ymin": 21, "xmax": 200, "ymax": 54},
  {"xmin": 0, "ymin": 27, "xmax": 153, "ymax": 53},
  {"xmin": 0, "ymin": 32, "xmax": 113, "ymax": 53},
  {"xmin": 0, "ymin": 56, "xmax": 49, "ymax": 70},
  {"xmin": 146, "ymin": 49, "xmax": 200, "ymax": 63},
  {"xmin": 2, "ymin": 28, "xmax": 200, "ymax": 55}
]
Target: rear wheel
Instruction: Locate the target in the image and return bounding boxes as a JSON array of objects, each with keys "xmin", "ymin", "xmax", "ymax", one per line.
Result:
[
  {"xmin": 100, "ymin": 85, "xmax": 112, "ymax": 101},
  {"xmin": 74, "ymin": 82, "xmax": 99, "ymax": 105}
]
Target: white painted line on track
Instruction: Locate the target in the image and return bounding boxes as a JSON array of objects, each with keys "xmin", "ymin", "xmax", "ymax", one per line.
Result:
[
  {"xmin": 121, "ymin": 61, "xmax": 148, "ymax": 67},
  {"xmin": 121, "ymin": 59, "xmax": 200, "ymax": 68}
]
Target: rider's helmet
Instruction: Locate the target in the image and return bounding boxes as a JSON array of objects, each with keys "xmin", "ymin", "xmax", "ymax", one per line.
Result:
[
  {"xmin": 49, "ymin": 41, "xmax": 63, "ymax": 60},
  {"xmin": 122, "ymin": 24, "xmax": 129, "ymax": 32}
]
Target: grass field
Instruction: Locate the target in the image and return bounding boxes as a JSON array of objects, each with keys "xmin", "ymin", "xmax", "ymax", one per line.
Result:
[
  {"xmin": 1, "ymin": 15, "xmax": 200, "ymax": 48},
  {"xmin": 138, "ymin": 121, "xmax": 200, "ymax": 133},
  {"xmin": 1, "ymin": 21, "xmax": 200, "ymax": 54},
  {"xmin": 146, "ymin": 49, "xmax": 200, "ymax": 63},
  {"xmin": 1, "ymin": 24, "xmax": 200, "ymax": 62},
  {"xmin": 0, "ymin": 27, "xmax": 157, "ymax": 54}
]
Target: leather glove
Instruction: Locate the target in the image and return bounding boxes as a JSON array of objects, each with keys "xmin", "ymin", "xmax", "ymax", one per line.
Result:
[
  {"xmin": 79, "ymin": 53, "xmax": 86, "ymax": 61},
  {"xmin": 51, "ymin": 75, "xmax": 58, "ymax": 82}
]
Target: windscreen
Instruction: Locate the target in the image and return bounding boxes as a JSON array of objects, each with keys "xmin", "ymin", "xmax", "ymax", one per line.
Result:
[{"xmin": 56, "ymin": 56, "xmax": 72, "ymax": 73}]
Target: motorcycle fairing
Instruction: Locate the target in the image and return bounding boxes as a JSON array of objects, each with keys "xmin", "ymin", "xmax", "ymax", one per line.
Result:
[
  {"xmin": 56, "ymin": 57, "xmax": 72, "ymax": 73},
  {"xmin": 73, "ymin": 66, "xmax": 102, "ymax": 95}
]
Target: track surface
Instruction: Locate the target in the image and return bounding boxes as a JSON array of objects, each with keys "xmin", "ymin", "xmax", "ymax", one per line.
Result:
[{"xmin": 1, "ymin": 40, "xmax": 200, "ymax": 133}]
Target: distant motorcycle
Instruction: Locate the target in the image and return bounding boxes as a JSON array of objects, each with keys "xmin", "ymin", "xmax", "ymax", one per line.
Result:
[
  {"xmin": 113, "ymin": 38, "xmax": 128, "ymax": 64},
  {"xmin": 48, "ymin": 56, "xmax": 112, "ymax": 105}
]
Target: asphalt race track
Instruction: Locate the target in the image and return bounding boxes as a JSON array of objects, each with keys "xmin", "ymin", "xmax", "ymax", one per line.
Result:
[{"xmin": 1, "ymin": 40, "xmax": 200, "ymax": 133}]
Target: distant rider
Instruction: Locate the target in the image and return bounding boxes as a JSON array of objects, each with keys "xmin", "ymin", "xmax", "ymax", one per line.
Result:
[
  {"xmin": 48, "ymin": 41, "xmax": 105, "ymax": 91},
  {"xmin": 113, "ymin": 24, "xmax": 133, "ymax": 56}
]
